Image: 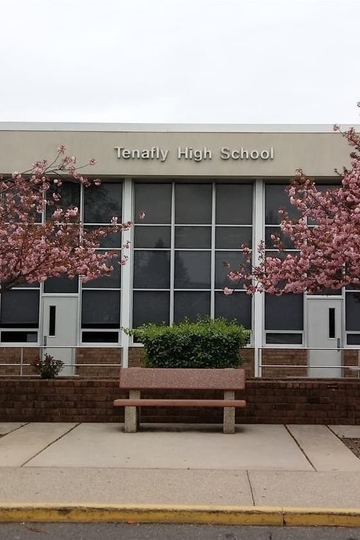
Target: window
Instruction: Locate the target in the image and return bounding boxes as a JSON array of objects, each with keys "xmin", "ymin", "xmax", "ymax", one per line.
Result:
[
  {"xmin": 81, "ymin": 182, "xmax": 123, "ymax": 342},
  {"xmin": 0, "ymin": 290, "xmax": 40, "ymax": 328},
  {"xmin": 264, "ymin": 185, "xmax": 303, "ymax": 344},
  {"xmin": 133, "ymin": 182, "xmax": 253, "ymax": 328},
  {"xmin": 82, "ymin": 290, "xmax": 120, "ymax": 328}
]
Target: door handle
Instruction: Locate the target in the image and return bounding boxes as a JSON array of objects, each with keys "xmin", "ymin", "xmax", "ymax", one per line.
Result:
[
  {"xmin": 44, "ymin": 336, "xmax": 47, "ymax": 347},
  {"xmin": 337, "ymin": 338, "xmax": 340, "ymax": 351}
]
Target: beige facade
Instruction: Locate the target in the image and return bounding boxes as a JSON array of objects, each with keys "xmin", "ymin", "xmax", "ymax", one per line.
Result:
[
  {"xmin": 0, "ymin": 123, "xmax": 354, "ymax": 178},
  {"xmin": 1, "ymin": 123, "xmax": 359, "ymax": 379}
]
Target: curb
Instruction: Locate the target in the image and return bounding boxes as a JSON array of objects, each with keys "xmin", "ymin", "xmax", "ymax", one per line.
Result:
[{"xmin": 1, "ymin": 504, "xmax": 360, "ymax": 527}]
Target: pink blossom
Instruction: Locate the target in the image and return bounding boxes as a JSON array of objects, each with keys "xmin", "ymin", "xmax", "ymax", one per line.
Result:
[
  {"xmin": 223, "ymin": 287, "xmax": 234, "ymax": 296},
  {"xmin": 138, "ymin": 211, "xmax": 146, "ymax": 219},
  {"xmin": 0, "ymin": 148, "xmax": 132, "ymax": 293},
  {"xmin": 224, "ymin": 125, "xmax": 360, "ymax": 296}
]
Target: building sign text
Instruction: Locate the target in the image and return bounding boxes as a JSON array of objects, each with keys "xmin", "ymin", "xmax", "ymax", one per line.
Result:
[{"xmin": 114, "ymin": 146, "xmax": 274, "ymax": 163}]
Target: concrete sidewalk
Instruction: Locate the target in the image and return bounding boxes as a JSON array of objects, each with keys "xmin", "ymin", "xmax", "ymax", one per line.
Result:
[{"xmin": 0, "ymin": 422, "xmax": 360, "ymax": 524}]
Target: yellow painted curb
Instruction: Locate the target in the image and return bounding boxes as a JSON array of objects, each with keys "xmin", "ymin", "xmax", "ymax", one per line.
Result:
[
  {"xmin": 0, "ymin": 504, "xmax": 360, "ymax": 527},
  {"xmin": 0, "ymin": 504, "xmax": 283, "ymax": 525},
  {"xmin": 283, "ymin": 507, "xmax": 360, "ymax": 528}
]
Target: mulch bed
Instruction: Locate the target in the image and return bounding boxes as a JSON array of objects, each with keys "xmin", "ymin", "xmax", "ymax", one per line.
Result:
[{"xmin": 342, "ymin": 438, "xmax": 360, "ymax": 459}]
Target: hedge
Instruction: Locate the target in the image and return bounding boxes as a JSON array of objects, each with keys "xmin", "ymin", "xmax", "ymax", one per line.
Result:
[{"xmin": 126, "ymin": 317, "xmax": 250, "ymax": 369}]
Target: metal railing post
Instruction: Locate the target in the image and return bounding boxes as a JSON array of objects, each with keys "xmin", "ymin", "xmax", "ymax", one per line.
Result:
[{"xmin": 20, "ymin": 347, "xmax": 23, "ymax": 376}]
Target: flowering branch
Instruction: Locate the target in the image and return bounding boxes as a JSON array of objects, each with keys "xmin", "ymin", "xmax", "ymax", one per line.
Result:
[
  {"xmin": 0, "ymin": 147, "xmax": 132, "ymax": 292},
  {"xmin": 225, "ymin": 122, "xmax": 360, "ymax": 296}
]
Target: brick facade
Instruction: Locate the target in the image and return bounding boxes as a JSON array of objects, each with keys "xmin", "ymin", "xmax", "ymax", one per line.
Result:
[
  {"xmin": 0, "ymin": 377, "xmax": 359, "ymax": 425},
  {"xmin": 76, "ymin": 348, "xmax": 122, "ymax": 377},
  {"xmin": 1, "ymin": 346, "xmax": 359, "ymax": 378}
]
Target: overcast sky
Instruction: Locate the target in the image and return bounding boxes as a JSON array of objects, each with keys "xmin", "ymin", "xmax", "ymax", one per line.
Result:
[{"xmin": 0, "ymin": 0, "xmax": 359, "ymax": 124}]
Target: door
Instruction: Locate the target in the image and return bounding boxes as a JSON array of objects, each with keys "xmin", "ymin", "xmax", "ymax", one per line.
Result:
[
  {"xmin": 307, "ymin": 297, "xmax": 343, "ymax": 378},
  {"xmin": 42, "ymin": 297, "xmax": 78, "ymax": 376}
]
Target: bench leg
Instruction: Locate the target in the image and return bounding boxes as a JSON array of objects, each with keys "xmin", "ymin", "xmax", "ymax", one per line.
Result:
[
  {"xmin": 223, "ymin": 391, "xmax": 235, "ymax": 434},
  {"xmin": 124, "ymin": 390, "xmax": 141, "ymax": 433}
]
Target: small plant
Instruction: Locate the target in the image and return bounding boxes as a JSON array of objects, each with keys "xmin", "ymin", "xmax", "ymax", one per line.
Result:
[
  {"xmin": 125, "ymin": 316, "xmax": 250, "ymax": 369},
  {"xmin": 33, "ymin": 353, "xmax": 64, "ymax": 379}
]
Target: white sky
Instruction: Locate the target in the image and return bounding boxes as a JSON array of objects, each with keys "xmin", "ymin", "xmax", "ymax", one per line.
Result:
[{"xmin": 0, "ymin": 0, "xmax": 359, "ymax": 124}]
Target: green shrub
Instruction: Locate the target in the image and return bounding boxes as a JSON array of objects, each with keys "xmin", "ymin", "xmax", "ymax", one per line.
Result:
[{"xmin": 126, "ymin": 317, "xmax": 250, "ymax": 369}]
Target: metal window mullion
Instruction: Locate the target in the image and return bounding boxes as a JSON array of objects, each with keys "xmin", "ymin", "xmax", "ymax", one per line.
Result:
[
  {"xmin": 254, "ymin": 179, "xmax": 264, "ymax": 377},
  {"xmin": 120, "ymin": 178, "xmax": 133, "ymax": 366},
  {"xmin": 210, "ymin": 182, "xmax": 216, "ymax": 319},
  {"xmin": 77, "ymin": 184, "xmax": 85, "ymax": 349},
  {"xmin": 169, "ymin": 182, "xmax": 175, "ymax": 324}
]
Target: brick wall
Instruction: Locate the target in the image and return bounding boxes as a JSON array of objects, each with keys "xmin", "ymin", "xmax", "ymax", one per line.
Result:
[
  {"xmin": 261, "ymin": 349, "xmax": 307, "ymax": 378},
  {"xmin": 0, "ymin": 347, "xmax": 359, "ymax": 379},
  {"xmin": 128, "ymin": 347, "xmax": 145, "ymax": 368},
  {"xmin": 0, "ymin": 348, "xmax": 39, "ymax": 376},
  {"xmin": 75, "ymin": 348, "xmax": 122, "ymax": 377},
  {"xmin": 343, "ymin": 350, "xmax": 360, "ymax": 378},
  {"xmin": 0, "ymin": 377, "xmax": 359, "ymax": 424}
]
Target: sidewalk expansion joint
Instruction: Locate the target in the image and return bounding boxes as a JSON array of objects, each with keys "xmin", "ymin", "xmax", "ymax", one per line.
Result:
[
  {"xmin": 20, "ymin": 423, "xmax": 80, "ymax": 467},
  {"xmin": 245, "ymin": 470, "xmax": 255, "ymax": 506},
  {"xmin": 284, "ymin": 424, "xmax": 316, "ymax": 471},
  {"xmin": 0, "ymin": 423, "xmax": 30, "ymax": 440},
  {"xmin": 1, "ymin": 504, "xmax": 360, "ymax": 527}
]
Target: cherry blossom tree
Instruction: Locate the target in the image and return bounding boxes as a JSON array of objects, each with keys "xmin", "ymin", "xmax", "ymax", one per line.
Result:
[
  {"xmin": 224, "ymin": 125, "xmax": 360, "ymax": 296},
  {"xmin": 0, "ymin": 146, "xmax": 131, "ymax": 293}
]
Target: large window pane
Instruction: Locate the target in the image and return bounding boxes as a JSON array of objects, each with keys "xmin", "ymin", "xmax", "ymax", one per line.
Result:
[
  {"xmin": 174, "ymin": 292, "xmax": 210, "ymax": 322},
  {"xmin": 82, "ymin": 255, "xmax": 121, "ymax": 288},
  {"xmin": 215, "ymin": 291, "xmax": 251, "ymax": 327},
  {"xmin": 265, "ymin": 293, "xmax": 304, "ymax": 330},
  {"xmin": 84, "ymin": 183, "xmax": 122, "ymax": 223},
  {"xmin": 46, "ymin": 182, "xmax": 80, "ymax": 219},
  {"xmin": 346, "ymin": 293, "xmax": 360, "ymax": 331},
  {"xmin": 175, "ymin": 227, "xmax": 211, "ymax": 248},
  {"xmin": 134, "ymin": 184, "xmax": 171, "ymax": 224},
  {"xmin": 265, "ymin": 226, "xmax": 294, "ymax": 249},
  {"xmin": 175, "ymin": 184, "xmax": 212, "ymax": 224},
  {"xmin": 86, "ymin": 226, "xmax": 121, "ymax": 248},
  {"xmin": 265, "ymin": 185, "xmax": 301, "ymax": 224},
  {"xmin": 175, "ymin": 252, "xmax": 211, "ymax": 289},
  {"xmin": 134, "ymin": 251, "xmax": 170, "ymax": 288},
  {"xmin": 133, "ymin": 291, "xmax": 170, "ymax": 327},
  {"xmin": 44, "ymin": 276, "xmax": 79, "ymax": 293},
  {"xmin": 82, "ymin": 290, "xmax": 120, "ymax": 328},
  {"xmin": 216, "ymin": 184, "xmax": 253, "ymax": 224},
  {"xmin": 215, "ymin": 252, "xmax": 246, "ymax": 289},
  {"xmin": 134, "ymin": 226, "xmax": 171, "ymax": 248},
  {"xmin": 216, "ymin": 227, "xmax": 252, "ymax": 249},
  {"xmin": 0, "ymin": 290, "xmax": 39, "ymax": 328}
]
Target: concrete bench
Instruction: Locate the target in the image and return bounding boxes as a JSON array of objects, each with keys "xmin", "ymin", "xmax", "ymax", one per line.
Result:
[{"xmin": 113, "ymin": 367, "xmax": 246, "ymax": 434}]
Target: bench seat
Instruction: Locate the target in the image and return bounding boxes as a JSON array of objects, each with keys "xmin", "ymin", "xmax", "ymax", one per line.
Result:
[
  {"xmin": 114, "ymin": 367, "xmax": 246, "ymax": 434},
  {"xmin": 114, "ymin": 398, "xmax": 246, "ymax": 408}
]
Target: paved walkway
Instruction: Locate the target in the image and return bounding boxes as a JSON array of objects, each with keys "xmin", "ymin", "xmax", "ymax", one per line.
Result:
[{"xmin": 0, "ymin": 422, "xmax": 360, "ymax": 512}]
